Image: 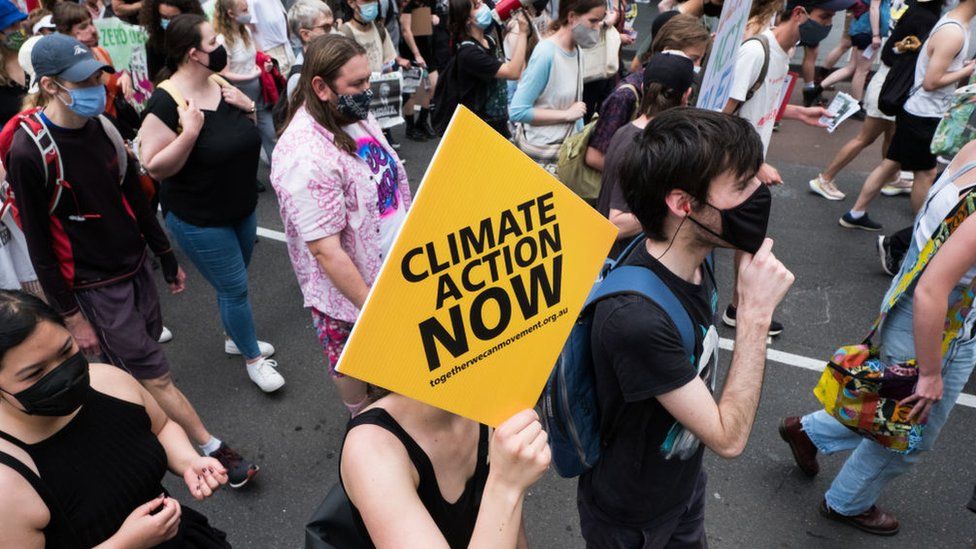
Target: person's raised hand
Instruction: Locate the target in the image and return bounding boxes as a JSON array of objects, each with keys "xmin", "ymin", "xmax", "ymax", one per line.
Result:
[
  {"xmin": 488, "ymin": 409, "xmax": 551, "ymax": 493},
  {"xmin": 183, "ymin": 456, "xmax": 228, "ymax": 501},
  {"xmin": 565, "ymin": 101, "xmax": 587, "ymax": 122},
  {"xmin": 177, "ymin": 98, "xmax": 204, "ymax": 136},
  {"xmin": 736, "ymin": 238, "xmax": 794, "ymax": 326},
  {"xmin": 111, "ymin": 495, "xmax": 181, "ymax": 549}
]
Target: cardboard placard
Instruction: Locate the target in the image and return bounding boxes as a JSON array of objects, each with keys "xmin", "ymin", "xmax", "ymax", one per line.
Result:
[
  {"xmin": 695, "ymin": 0, "xmax": 754, "ymax": 111},
  {"xmin": 410, "ymin": 6, "xmax": 433, "ymax": 37},
  {"xmin": 336, "ymin": 107, "xmax": 617, "ymax": 427}
]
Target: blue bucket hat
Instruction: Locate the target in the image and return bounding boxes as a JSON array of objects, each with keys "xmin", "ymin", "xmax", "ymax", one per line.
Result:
[{"xmin": 0, "ymin": 0, "xmax": 26, "ymax": 32}]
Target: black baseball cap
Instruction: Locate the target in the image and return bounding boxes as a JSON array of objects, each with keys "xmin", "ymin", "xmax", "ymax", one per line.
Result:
[
  {"xmin": 643, "ymin": 53, "xmax": 696, "ymax": 95},
  {"xmin": 31, "ymin": 33, "xmax": 115, "ymax": 83},
  {"xmin": 786, "ymin": 0, "xmax": 857, "ymax": 13}
]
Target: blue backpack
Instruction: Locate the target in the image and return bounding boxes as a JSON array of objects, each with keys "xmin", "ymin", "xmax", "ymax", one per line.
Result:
[{"xmin": 540, "ymin": 236, "xmax": 696, "ymax": 478}]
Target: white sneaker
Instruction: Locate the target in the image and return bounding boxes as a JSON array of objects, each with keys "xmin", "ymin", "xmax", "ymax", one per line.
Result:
[
  {"xmin": 158, "ymin": 326, "xmax": 173, "ymax": 344},
  {"xmin": 809, "ymin": 175, "xmax": 845, "ymax": 201},
  {"xmin": 246, "ymin": 358, "xmax": 285, "ymax": 392},
  {"xmin": 881, "ymin": 178, "xmax": 912, "ymax": 196},
  {"xmin": 225, "ymin": 339, "xmax": 275, "ymax": 358}
]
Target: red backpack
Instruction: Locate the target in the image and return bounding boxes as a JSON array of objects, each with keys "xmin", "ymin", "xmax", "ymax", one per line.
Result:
[{"xmin": 0, "ymin": 108, "xmax": 127, "ymax": 227}]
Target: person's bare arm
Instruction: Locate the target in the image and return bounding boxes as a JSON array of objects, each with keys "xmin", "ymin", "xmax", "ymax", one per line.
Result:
[
  {"xmin": 138, "ymin": 102, "xmax": 204, "ymax": 181},
  {"xmin": 608, "ymin": 208, "xmax": 640, "ymax": 238},
  {"xmin": 869, "ymin": 0, "xmax": 881, "ymax": 49},
  {"xmin": 111, "ymin": 0, "xmax": 142, "ymax": 16},
  {"xmin": 0, "ymin": 450, "xmax": 46, "ymax": 549},
  {"xmin": 657, "ymin": 239, "xmax": 793, "ymax": 458},
  {"xmin": 496, "ymin": 15, "xmax": 529, "ymax": 80},
  {"xmin": 922, "ymin": 27, "xmax": 974, "ymax": 91},
  {"xmin": 307, "ymin": 235, "xmax": 370, "ymax": 309},
  {"xmin": 585, "ymin": 146, "xmax": 605, "ymax": 171},
  {"xmin": 400, "ymin": 13, "xmax": 425, "ymax": 66}
]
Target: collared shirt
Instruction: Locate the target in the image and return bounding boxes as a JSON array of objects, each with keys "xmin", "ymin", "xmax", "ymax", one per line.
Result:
[{"xmin": 271, "ymin": 107, "xmax": 412, "ymax": 322}]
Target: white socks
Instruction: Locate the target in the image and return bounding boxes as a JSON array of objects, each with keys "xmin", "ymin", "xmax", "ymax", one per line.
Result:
[
  {"xmin": 199, "ymin": 436, "xmax": 222, "ymax": 455},
  {"xmin": 848, "ymin": 210, "xmax": 865, "ymax": 219}
]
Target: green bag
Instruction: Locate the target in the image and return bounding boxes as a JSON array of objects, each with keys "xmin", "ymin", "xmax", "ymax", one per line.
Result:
[
  {"xmin": 930, "ymin": 81, "xmax": 976, "ymax": 159},
  {"xmin": 556, "ymin": 84, "xmax": 640, "ymax": 203}
]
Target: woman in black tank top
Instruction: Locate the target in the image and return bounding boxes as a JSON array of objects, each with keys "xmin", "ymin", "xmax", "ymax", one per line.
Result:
[
  {"xmin": 0, "ymin": 291, "xmax": 231, "ymax": 548},
  {"xmin": 340, "ymin": 391, "xmax": 551, "ymax": 548}
]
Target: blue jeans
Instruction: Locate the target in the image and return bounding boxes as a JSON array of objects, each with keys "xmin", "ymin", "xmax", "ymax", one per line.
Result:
[
  {"xmin": 165, "ymin": 211, "xmax": 262, "ymax": 360},
  {"xmin": 801, "ymin": 288, "xmax": 976, "ymax": 515}
]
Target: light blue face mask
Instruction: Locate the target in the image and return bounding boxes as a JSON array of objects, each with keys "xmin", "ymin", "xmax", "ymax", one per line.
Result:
[
  {"xmin": 56, "ymin": 82, "xmax": 107, "ymax": 118},
  {"xmin": 359, "ymin": 1, "xmax": 379, "ymax": 22},
  {"xmin": 474, "ymin": 4, "xmax": 493, "ymax": 29},
  {"xmin": 160, "ymin": 18, "xmax": 170, "ymax": 29}
]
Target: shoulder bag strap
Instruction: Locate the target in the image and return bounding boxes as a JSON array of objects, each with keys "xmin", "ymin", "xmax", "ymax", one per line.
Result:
[{"xmin": 96, "ymin": 115, "xmax": 128, "ymax": 185}]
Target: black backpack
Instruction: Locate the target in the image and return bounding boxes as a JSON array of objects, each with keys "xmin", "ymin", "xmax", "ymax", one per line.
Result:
[
  {"xmin": 273, "ymin": 63, "xmax": 303, "ymax": 132},
  {"xmin": 431, "ymin": 41, "xmax": 479, "ymax": 135},
  {"xmin": 878, "ymin": 47, "xmax": 922, "ymax": 116}
]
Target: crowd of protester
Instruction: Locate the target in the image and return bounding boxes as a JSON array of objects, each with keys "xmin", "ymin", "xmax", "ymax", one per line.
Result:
[{"xmin": 0, "ymin": 0, "xmax": 975, "ymax": 545}]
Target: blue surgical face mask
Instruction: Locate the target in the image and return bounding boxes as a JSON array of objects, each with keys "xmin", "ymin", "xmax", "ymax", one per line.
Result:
[
  {"xmin": 359, "ymin": 1, "xmax": 379, "ymax": 22},
  {"xmin": 56, "ymin": 81, "xmax": 107, "ymax": 118},
  {"xmin": 160, "ymin": 17, "xmax": 170, "ymax": 29},
  {"xmin": 474, "ymin": 4, "xmax": 493, "ymax": 29}
]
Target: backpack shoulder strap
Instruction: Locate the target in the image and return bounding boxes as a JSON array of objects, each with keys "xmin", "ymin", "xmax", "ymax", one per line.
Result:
[
  {"xmin": 209, "ymin": 74, "xmax": 232, "ymax": 89},
  {"xmin": 620, "ymin": 83, "xmax": 641, "ymax": 121},
  {"xmin": 18, "ymin": 112, "xmax": 64, "ymax": 215},
  {"xmin": 744, "ymin": 34, "xmax": 770, "ymax": 102},
  {"xmin": 588, "ymin": 265, "xmax": 695, "ymax": 360},
  {"xmin": 96, "ymin": 115, "xmax": 127, "ymax": 184},
  {"xmin": 156, "ymin": 79, "xmax": 186, "ymax": 110}
]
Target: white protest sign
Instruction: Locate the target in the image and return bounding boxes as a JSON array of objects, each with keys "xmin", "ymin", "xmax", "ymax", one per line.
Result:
[{"xmin": 695, "ymin": 0, "xmax": 754, "ymax": 112}]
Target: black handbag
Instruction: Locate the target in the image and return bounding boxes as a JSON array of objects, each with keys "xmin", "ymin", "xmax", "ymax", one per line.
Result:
[{"xmin": 304, "ymin": 482, "xmax": 373, "ymax": 549}]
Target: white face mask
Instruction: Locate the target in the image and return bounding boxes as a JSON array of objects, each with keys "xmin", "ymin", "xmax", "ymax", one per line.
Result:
[
  {"xmin": 235, "ymin": 12, "xmax": 252, "ymax": 24},
  {"xmin": 571, "ymin": 22, "xmax": 600, "ymax": 49}
]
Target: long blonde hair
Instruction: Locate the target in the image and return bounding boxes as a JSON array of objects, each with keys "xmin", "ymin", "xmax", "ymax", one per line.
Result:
[{"xmin": 213, "ymin": 0, "xmax": 251, "ymax": 49}]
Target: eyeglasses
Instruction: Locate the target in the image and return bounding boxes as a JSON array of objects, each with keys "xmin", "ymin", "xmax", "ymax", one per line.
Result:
[{"xmin": 308, "ymin": 21, "xmax": 335, "ymax": 32}]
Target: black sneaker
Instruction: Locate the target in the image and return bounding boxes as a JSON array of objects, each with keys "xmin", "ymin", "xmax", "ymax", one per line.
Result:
[
  {"xmin": 722, "ymin": 305, "xmax": 783, "ymax": 336},
  {"xmin": 839, "ymin": 212, "xmax": 882, "ymax": 231},
  {"xmin": 209, "ymin": 443, "xmax": 259, "ymax": 488},
  {"xmin": 802, "ymin": 84, "xmax": 823, "ymax": 107},
  {"xmin": 877, "ymin": 235, "xmax": 898, "ymax": 276},
  {"xmin": 967, "ymin": 484, "xmax": 976, "ymax": 513}
]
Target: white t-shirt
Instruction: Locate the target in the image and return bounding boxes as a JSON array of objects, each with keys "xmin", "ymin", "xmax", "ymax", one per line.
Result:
[
  {"xmin": 0, "ymin": 213, "xmax": 36, "ymax": 290},
  {"xmin": 248, "ymin": 0, "xmax": 289, "ymax": 51},
  {"xmin": 729, "ymin": 29, "xmax": 790, "ymax": 154},
  {"xmin": 226, "ymin": 28, "xmax": 258, "ymax": 76}
]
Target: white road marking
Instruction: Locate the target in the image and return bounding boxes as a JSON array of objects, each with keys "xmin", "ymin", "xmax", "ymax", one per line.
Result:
[{"xmin": 256, "ymin": 226, "xmax": 976, "ymax": 410}]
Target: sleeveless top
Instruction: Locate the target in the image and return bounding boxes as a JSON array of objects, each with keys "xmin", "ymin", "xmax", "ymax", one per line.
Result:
[
  {"xmin": 0, "ymin": 388, "xmax": 168, "ymax": 548},
  {"xmin": 905, "ymin": 16, "xmax": 970, "ymax": 118},
  {"xmin": 913, "ymin": 161, "xmax": 976, "ymax": 285},
  {"xmin": 341, "ymin": 408, "xmax": 490, "ymax": 549}
]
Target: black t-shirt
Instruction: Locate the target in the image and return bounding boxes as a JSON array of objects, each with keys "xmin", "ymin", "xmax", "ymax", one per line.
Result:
[
  {"xmin": 454, "ymin": 37, "xmax": 507, "ymax": 134},
  {"xmin": 880, "ymin": 4, "xmax": 940, "ymax": 67},
  {"xmin": 578, "ymin": 243, "xmax": 719, "ymax": 528},
  {"xmin": 596, "ymin": 122, "xmax": 642, "ymax": 257},
  {"xmin": 143, "ymin": 90, "xmax": 260, "ymax": 226},
  {"xmin": 0, "ymin": 82, "xmax": 26, "ymax": 126}
]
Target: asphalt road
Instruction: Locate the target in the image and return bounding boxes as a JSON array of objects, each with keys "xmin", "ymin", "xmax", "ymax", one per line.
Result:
[{"xmin": 154, "ymin": 9, "xmax": 976, "ymax": 549}]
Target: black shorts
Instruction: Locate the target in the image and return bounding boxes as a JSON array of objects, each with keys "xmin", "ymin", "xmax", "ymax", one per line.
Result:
[
  {"xmin": 851, "ymin": 32, "xmax": 872, "ymax": 50},
  {"xmin": 887, "ymin": 111, "xmax": 940, "ymax": 171}
]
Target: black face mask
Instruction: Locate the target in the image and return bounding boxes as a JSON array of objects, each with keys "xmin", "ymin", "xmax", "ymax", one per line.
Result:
[
  {"xmin": 0, "ymin": 352, "xmax": 90, "ymax": 416},
  {"xmin": 702, "ymin": 1, "xmax": 723, "ymax": 17},
  {"xmin": 689, "ymin": 184, "xmax": 771, "ymax": 254},
  {"xmin": 197, "ymin": 44, "xmax": 228, "ymax": 73}
]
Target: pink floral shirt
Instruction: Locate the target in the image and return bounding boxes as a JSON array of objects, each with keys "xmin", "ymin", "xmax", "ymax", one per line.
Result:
[{"xmin": 271, "ymin": 107, "xmax": 412, "ymax": 323}]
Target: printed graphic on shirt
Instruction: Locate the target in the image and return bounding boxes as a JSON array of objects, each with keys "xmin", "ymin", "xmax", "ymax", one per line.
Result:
[{"xmin": 356, "ymin": 135, "xmax": 402, "ymax": 217}]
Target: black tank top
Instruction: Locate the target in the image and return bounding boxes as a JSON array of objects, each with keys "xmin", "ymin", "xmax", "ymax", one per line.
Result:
[
  {"xmin": 0, "ymin": 388, "xmax": 168, "ymax": 548},
  {"xmin": 342, "ymin": 408, "xmax": 490, "ymax": 549}
]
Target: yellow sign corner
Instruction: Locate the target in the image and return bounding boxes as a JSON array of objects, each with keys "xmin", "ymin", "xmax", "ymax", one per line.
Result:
[{"xmin": 336, "ymin": 106, "xmax": 618, "ymax": 427}]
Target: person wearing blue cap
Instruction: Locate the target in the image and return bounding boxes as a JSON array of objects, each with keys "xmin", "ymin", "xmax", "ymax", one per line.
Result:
[
  {"xmin": 6, "ymin": 33, "xmax": 262, "ymax": 490},
  {"xmin": 0, "ymin": 0, "xmax": 28, "ymax": 126}
]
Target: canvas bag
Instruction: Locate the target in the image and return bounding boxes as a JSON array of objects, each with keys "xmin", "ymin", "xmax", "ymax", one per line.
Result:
[
  {"xmin": 581, "ymin": 26, "xmax": 622, "ymax": 83},
  {"xmin": 814, "ymin": 173, "xmax": 976, "ymax": 454}
]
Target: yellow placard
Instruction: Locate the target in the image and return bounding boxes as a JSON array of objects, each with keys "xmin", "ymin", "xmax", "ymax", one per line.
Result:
[{"xmin": 336, "ymin": 107, "xmax": 617, "ymax": 427}]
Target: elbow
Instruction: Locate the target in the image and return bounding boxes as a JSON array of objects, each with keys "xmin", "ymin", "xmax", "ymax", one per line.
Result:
[
  {"xmin": 922, "ymin": 82, "xmax": 938, "ymax": 92},
  {"xmin": 713, "ymin": 440, "xmax": 747, "ymax": 459},
  {"xmin": 508, "ymin": 105, "xmax": 531, "ymax": 123}
]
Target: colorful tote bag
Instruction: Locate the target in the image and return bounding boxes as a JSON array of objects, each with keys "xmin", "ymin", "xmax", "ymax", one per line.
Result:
[{"xmin": 815, "ymin": 183, "xmax": 976, "ymax": 454}]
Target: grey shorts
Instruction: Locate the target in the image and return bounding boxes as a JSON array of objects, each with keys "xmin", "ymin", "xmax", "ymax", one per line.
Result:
[{"xmin": 75, "ymin": 259, "xmax": 169, "ymax": 380}]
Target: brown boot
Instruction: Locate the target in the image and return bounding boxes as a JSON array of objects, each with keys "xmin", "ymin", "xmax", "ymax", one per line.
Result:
[
  {"xmin": 779, "ymin": 417, "xmax": 819, "ymax": 477},
  {"xmin": 819, "ymin": 499, "xmax": 900, "ymax": 536}
]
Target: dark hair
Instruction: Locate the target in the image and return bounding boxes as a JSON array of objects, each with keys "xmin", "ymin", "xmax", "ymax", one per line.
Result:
[
  {"xmin": 639, "ymin": 82, "xmax": 685, "ymax": 118},
  {"xmin": 447, "ymin": 0, "xmax": 472, "ymax": 43},
  {"xmin": 52, "ymin": 2, "xmax": 90, "ymax": 34},
  {"xmin": 619, "ymin": 108, "xmax": 763, "ymax": 241},
  {"xmin": 159, "ymin": 13, "xmax": 208, "ymax": 80},
  {"xmin": 142, "ymin": 0, "xmax": 205, "ymax": 52},
  {"xmin": 550, "ymin": 0, "xmax": 604, "ymax": 32},
  {"xmin": 283, "ymin": 34, "xmax": 367, "ymax": 152},
  {"xmin": 0, "ymin": 291, "xmax": 64, "ymax": 366}
]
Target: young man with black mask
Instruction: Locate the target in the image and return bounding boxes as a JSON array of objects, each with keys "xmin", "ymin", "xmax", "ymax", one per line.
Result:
[{"xmin": 577, "ymin": 108, "xmax": 795, "ymax": 547}]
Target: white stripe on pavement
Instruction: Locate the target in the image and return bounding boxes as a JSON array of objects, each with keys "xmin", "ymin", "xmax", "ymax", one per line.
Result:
[{"xmin": 255, "ymin": 226, "xmax": 976, "ymax": 410}]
